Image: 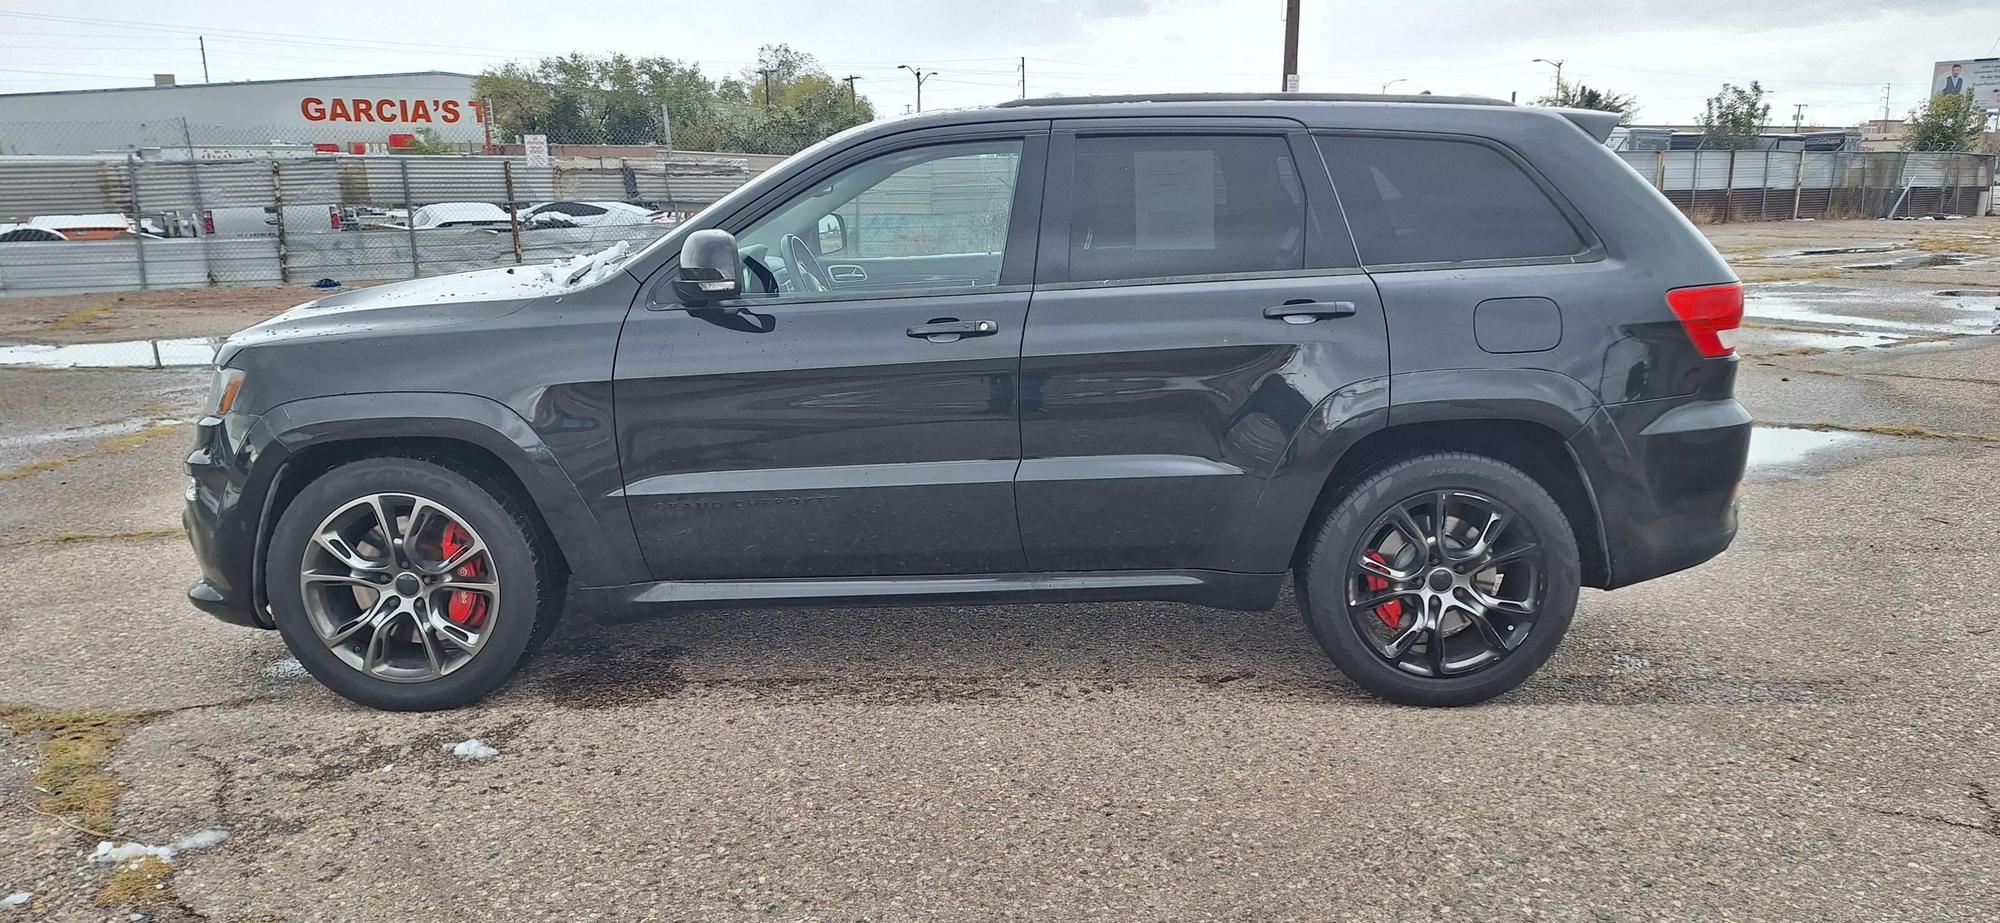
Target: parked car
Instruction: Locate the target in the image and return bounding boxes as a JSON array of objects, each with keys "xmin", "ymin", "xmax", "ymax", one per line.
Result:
[
  {"xmin": 0, "ymin": 223, "xmax": 67, "ymax": 242},
  {"xmin": 198, "ymin": 205, "xmax": 344, "ymax": 237},
  {"xmin": 184, "ymin": 93, "xmax": 1748, "ymax": 711},
  {"xmin": 521, "ymin": 200, "xmax": 658, "ymax": 229},
  {"xmin": 26, "ymin": 213, "xmax": 132, "ymax": 241},
  {"xmin": 407, "ymin": 202, "xmax": 511, "ymax": 230}
]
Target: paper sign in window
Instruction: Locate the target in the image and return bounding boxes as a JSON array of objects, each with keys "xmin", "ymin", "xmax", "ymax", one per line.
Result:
[{"xmin": 1133, "ymin": 150, "xmax": 1217, "ymax": 251}]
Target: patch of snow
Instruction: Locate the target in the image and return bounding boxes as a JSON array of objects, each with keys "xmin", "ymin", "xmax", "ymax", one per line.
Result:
[
  {"xmin": 260, "ymin": 657, "xmax": 307, "ymax": 680},
  {"xmin": 1, "ymin": 891, "xmax": 30, "ymax": 908},
  {"xmin": 173, "ymin": 829, "xmax": 228, "ymax": 852},
  {"xmin": 88, "ymin": 829, "xmax": 229, "ymax": 865},
  {"xmin": 444, "ymin": 739, "xmax": 499, "ymax": 761}
]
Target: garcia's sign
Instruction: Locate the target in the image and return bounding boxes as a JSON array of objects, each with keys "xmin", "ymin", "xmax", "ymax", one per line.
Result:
[{"xmin": 300, "ymin": 97, "xmax": 487, "ymax": 124}]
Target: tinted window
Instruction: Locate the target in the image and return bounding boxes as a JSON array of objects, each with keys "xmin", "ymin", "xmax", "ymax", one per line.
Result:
[
  {"xmin": 1067, "ymin": 135, "xmax": 1304, "ymax": 282},
  {"xmin": 1317, "ymin": 136, "xmax": 1584, "ymax": 265}
]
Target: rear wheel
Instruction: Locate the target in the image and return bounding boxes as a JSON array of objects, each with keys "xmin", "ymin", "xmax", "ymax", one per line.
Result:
[
  {"xmin": 1297, "ymin": 452, "xmax": 1579, "ymax": 706},
  {"xmin": 266, "ymin": 457, "xmax": 562, "ymax": 710}
]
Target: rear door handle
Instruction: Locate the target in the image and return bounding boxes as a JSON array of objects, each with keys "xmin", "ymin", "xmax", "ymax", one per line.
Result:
[
  {"xmin": 906, "ymin": 318, "xmax": 999, "ymax": 342},
  {"xmin": 1263, "ymin": 300, "xmax": 1357, "ymax": 323}
]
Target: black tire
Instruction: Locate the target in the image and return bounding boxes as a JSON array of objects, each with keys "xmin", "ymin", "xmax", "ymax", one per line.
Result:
[
  {"xmin": 1296, "ymin": 452, "xmax": 1579, "ymax": 706},
  {"xmin": 266, "ymin": 456, "xmax": 563, "ymax": 710}
]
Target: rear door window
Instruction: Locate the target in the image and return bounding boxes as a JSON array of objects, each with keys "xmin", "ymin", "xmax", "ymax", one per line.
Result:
[
  {"xmin": 1316, "ymin": 135, "xmax": 1584, "ymax": 266},
  {"xmin": 1066, "ymin": 134, "xmax": 1305, "ymax": 282}
]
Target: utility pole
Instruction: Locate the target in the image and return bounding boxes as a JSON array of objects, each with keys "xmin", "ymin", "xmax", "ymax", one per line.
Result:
[
  {"xmin": 1792, "ymin": 103, "xmax": 1807, "ymax": 132},
  {"xmin": 842, "ymin": 75, "xmax": 861, "ymax": 108},
  {"xmin": 758, "ymin": 68, "xmax": 775, "ymax": 108},
  {"xmin": 199, "ymin": 36, "xmax": 209, "ymax": 83},
  {"xmin": 899, "ymin": 64, "xmax": 935, "ymax": 112},
  {"xmin": 1018, "ymin": 56, "xmax": 1026, "ymax": 99},
  {"xmin": 1280, "ymin": 0, "xmax": 1300, "ymax": 92},
  {"xmin": 1533, "ymin": 58, "xmax": 1565, "ymax": 97}
]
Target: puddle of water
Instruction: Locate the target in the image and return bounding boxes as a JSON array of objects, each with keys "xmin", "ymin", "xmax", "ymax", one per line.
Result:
[
  {"xmin": 1844, "ymin": 252, "xmax": 1974, "ymax": 271},
  {"xmin": 1778, "ymin": 245, "xmax": 1898, "ymax": 257},
  {"xmin": 0, "ymin": 337, "xmax": 216, "ymax": 368},
  {"xmin": 1744, "ymin": 288, "xmax": 1997, "ymax": 336},
  {"xmin": 1746, "ymin": 426, "xmax": 1862, "ymax": 469},
  {"xmin": 0, "ymin": 417, "xmax": 171, "ymax": 450},
  {"xmin": 1753, "ymin": 329, "xmax": 1900, "ymax": 351}
]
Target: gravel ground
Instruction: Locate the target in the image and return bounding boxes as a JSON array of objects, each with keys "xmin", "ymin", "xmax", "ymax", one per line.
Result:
[{"xmin": 1, "ymin": 218, "xmax": 1996, "ymax": 922}]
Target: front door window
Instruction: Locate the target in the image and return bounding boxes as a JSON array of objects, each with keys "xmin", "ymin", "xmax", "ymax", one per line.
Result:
[{"xmin": 733, "ymin": 139, "xmax": 1024, "ymax": 298}]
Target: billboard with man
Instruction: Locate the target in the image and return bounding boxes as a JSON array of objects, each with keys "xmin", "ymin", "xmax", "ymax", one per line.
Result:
[{"xmin": 1932, "ymin": 58, "xmax": 2000, "ymax": 110}]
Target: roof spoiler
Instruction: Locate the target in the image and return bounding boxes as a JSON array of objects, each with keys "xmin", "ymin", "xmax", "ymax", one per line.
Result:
[{"xmin": 1553, "ymin": 108, "xmax": 1620, "ymax": 143}]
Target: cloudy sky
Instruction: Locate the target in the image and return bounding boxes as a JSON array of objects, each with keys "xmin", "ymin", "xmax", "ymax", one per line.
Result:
[{"xmin": 1, "ymin": 0, "xmax": 1991, "ymax": 126}]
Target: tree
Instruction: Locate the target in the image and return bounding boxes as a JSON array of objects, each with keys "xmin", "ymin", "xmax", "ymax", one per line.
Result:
[
  {"xmin": 396, "ymin": 128, "xmax": 461, "ymax": 155},
  {"xmin": 1698, "ymin": 81, "xmax": 1770, "ymax": 150},
  {"xmin": 1533, "ymin": 83, "xmax": 1638, "ymax": 123},
  {"xmin": 470, "ymin": 46, "xmax": 875, "ymax": 155},
  {"xmin": 1904, "ymin": 92, "xmax": 1988, "ymax": 152}
]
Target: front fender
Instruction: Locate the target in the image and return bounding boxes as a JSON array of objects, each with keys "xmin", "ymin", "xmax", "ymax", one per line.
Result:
[{"xmin": 255, "ymin": 391, "xmax": 647, "ymax": 589}]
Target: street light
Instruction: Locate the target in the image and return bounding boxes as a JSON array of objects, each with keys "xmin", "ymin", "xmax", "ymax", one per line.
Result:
[
  {"xmin": 898, "ymin": 64, "xmax": 937, "ymax": 113},
  {"xmin": 1380, "ymin": 78, "xmax": 1407, "ymax": 94},
  {"xmin": 1532, "ymin": 57, "xmax": 1565, "ymax": 95}
]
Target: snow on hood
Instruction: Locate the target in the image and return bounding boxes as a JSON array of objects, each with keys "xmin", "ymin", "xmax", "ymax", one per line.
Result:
[{"xmin": 298, "ymin": 240, "xmax": 634, "ymax": 312}]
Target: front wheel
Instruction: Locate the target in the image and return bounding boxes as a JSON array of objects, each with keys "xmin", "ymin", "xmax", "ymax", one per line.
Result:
[
  {"xmin": 265, "ymin": 457, "xmax": 562, "ymax": 710},
  {"xmin": 1296, "ymin": 452, "xmax": 1579, "ymax": 706}
]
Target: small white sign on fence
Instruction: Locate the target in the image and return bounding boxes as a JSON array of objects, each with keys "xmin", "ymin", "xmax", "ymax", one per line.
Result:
[{"xmin": 524, "ymin": 134, "xmax": 550, "ymax": 168}]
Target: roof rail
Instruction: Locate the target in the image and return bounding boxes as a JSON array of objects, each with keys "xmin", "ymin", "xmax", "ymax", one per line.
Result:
[{"xmin": 995, "ymin": 92, "xmax": 1512, "ymax": 108}]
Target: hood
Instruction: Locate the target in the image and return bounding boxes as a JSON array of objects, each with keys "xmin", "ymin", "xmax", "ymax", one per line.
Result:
[{"xmin": 217, "ymin": 240, "xmax": 636, "ymax": 365}]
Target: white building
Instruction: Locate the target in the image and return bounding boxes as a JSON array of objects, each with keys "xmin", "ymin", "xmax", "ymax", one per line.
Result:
[{"xmin": 0, "ymin": 72, "xmax": 485, "ymax": 156}]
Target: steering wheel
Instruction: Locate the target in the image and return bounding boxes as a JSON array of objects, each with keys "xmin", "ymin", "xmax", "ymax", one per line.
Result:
[{"xmin": 780, "ymin": 233, "xmax": 833, "ymax": 293}]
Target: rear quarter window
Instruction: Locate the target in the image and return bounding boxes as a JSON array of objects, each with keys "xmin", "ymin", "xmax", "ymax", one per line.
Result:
[{"xmin": 1316, "ymin": 135, "xmax": 1584, "ymax": 266}]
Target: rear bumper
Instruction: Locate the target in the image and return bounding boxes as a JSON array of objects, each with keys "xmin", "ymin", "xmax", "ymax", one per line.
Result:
[
  {"xmin": 1572, "ymin": 397, "xmax": 1748, "ymax": 589},
  {"xmin": 183, "ymin": 413, "xmax": 273, "ymax": 629}
]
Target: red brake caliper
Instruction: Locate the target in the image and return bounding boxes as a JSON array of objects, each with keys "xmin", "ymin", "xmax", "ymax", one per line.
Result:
[
  {"xmin": 439, "ymin": 523, "xmax": 488, "ymax": 629},
  {"xmin": 1362, "ymin": 549, "xmax": 1404, "ymax": 629}
]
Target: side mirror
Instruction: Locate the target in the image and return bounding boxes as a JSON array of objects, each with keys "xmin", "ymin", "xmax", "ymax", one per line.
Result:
[
  {"xmin": 816, "ymin": 213, "xmax": 847, "ymax": 255},
  {"xmin": 671, "ymin": 229, "xmax": 741, "ymax": 306}
]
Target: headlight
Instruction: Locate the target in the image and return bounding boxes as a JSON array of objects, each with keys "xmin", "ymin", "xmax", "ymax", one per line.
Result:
[{"xmin": 205, "ymin": 367, "xmax": 247, "ymax": 417}]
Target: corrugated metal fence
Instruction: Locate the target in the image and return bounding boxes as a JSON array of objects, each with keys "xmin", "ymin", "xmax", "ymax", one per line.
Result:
[
  {"xmin": 1615, "ymin": 149, "xmax": 1995, "ymax": 222},
  {"xmin": 0, "ymin": 151, "xmax": 764, "ymax": 297}
]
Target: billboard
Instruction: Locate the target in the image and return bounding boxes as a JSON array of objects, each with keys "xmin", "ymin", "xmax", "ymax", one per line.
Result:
[{"xmin": 1932, "ymin": 58, "xmax": 2000, "ymax": 111}]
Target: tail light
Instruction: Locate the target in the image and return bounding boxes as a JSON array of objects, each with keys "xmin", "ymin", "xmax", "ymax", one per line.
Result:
[
  {"xmin": 201, "ymin": 210, "xmax": 215, "ymax": 235},
  {"xmin": 328, "ymin": 207, "xmax": 342, "ymax": 230},
  {"xmin": 1665, "ymin": 282, "xmax": 1743, "ymax": 358}
]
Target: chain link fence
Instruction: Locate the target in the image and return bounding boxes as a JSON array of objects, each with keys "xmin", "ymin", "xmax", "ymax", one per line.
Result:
[
  {"xmin": 1615, "ymin": 148, "xmax": 1996, "ymax": 222},
  {"xmin": 0, "ymin": 120, "xmax": 786, "ymax": 302}
]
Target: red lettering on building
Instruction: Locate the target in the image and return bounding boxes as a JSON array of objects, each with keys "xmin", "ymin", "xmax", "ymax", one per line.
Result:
[{"xmin": 299, "ymin": 96, "xmax": 478, "ymax": 124}]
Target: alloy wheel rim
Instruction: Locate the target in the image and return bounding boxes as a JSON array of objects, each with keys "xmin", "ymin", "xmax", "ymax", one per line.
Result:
[
  {"xmin": 1346, "ymin": 489, "xmax": 1544, "ymax": 679},
  {"xmin": 300, "ymin": 492, "xmax": 499, "ymax": 683}
]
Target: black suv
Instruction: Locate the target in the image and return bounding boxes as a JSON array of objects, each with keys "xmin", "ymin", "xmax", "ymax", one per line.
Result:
[{"xmin": 185, "ymin": 94, "xmax": 1748, "ymax": 711}]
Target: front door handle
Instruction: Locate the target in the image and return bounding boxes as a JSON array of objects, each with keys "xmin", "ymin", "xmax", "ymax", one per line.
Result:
[
  {"xmin": 1263, "ymin": 300, "xmax": 1358, "ymax": 324},
  {"xmin": 906, "ymin": 318, "xmax": 999, "ymax": 342}
]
